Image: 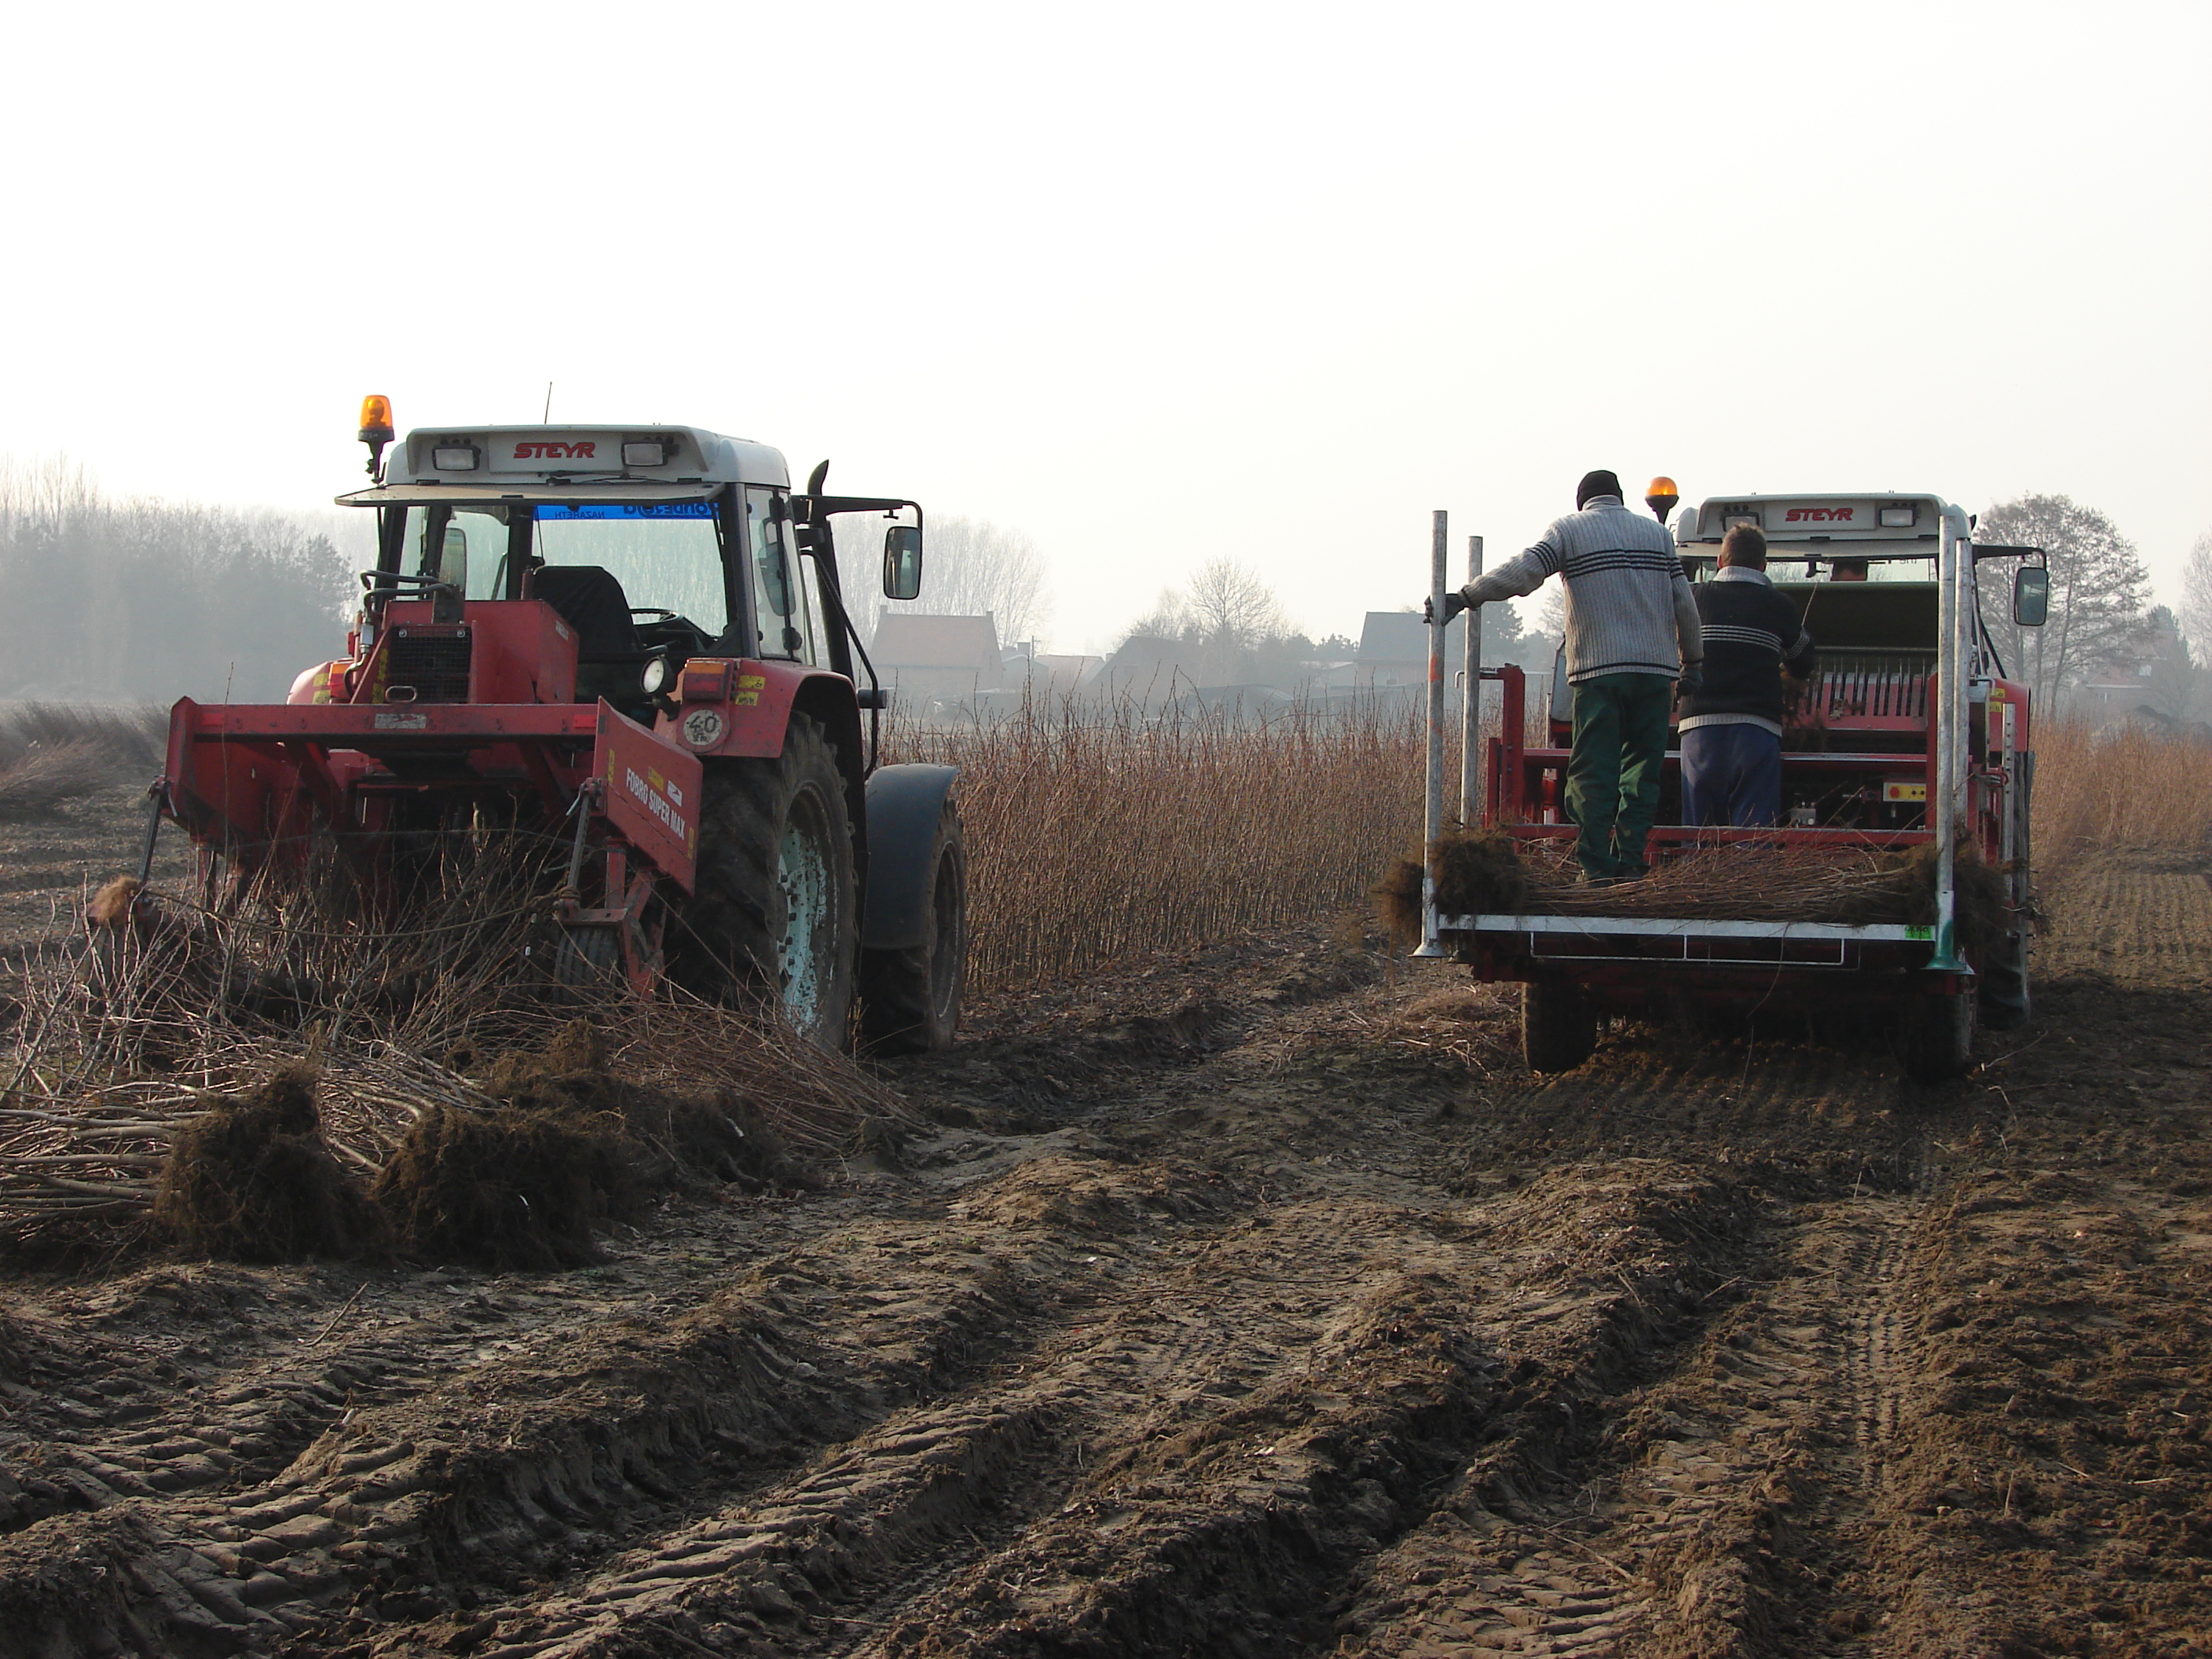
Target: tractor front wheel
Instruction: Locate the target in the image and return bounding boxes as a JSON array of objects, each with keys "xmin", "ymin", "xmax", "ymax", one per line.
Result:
[
  {"xmin": 1522, "ymin": 978, "xmax": 1597, "ymax": 1074},
  {"xmin": 672, "ymin": 714, "xmax": 857, "ymax": 1046},
  {"xmin": 859, "ymin": 797, "xmax": 969, "ymax": 1053}
]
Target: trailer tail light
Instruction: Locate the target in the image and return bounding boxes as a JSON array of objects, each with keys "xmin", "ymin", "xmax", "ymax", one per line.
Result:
[
  {"xmin": 622, "ymin": 441, "xmax": 668, "ymax": 467},
  {"xmin": 680, "ymin": 660, "xmax": 734, "ymax": 701}
]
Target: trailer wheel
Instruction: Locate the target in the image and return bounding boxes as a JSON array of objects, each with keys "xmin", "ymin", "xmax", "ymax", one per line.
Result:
[
  {"xmin": 859, "ymin": 797, "xmax": 968, "ymax": 1054},
  {"xmin": 672, "ymin": 713, "xmax": 856, "ymax": 1046},
  {"xmin": 1902, "ymin": 985, "xmax": 1976, "ymax": 1082},
  {"xmin": 1522, "ymin": 979, "xmax": 1596, "ymax": 1074}
]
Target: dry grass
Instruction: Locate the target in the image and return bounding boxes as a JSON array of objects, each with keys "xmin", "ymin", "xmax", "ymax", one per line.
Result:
[
  {"xmin": 2031, "ymin": 720, "xmax": 2212, "ymax": 867},
  {"xmin": 896, "ymin": 694, "xmax": 2207, "ymax": 991},
  {"xmin": 888, "ymin": 695, "xmax": 1463, "ymax": 991},
  {"xmin": 0, "ymin": 702, "xmax": 167, "ymax": 822},
  {"xmin": 0, "ymin": 832, "xmax": 903, "ymax": 1258}
]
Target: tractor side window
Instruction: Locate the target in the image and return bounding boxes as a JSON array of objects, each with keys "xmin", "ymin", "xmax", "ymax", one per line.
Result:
[
  {"xmin": 745, "ymin": 486, "xmax": 811, "ymax": 661},
  {"xmin": 796, "ymin": 549, "xmax": 830, "ymax": 665},
  {"xmin": 406, "ymin": 507, "xmax": 511, "ymax": 601},
  {"xmin": 782, "ymin": 497, "xmax": 822, "ymax": 663}
]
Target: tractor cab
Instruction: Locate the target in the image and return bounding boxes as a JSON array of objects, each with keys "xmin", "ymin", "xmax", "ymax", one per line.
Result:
[{"xmin": 331, "ymin": 425, "xmax": 900, "ymax": 723}]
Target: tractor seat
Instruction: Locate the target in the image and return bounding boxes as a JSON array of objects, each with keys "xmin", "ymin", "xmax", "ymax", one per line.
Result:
[{"xmin": 531, "ymin": 565, "xmax": 642, "ymax": 662}]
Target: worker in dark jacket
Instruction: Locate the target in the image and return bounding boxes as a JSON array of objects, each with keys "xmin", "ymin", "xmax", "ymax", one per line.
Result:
[
  {"xmin": 1678, "ymin": 523, "xmax": 1816, "ymax": 826},
  {"xmin": 1430, "ymin": 470, "xmax": 1703, "ymax": 880}
]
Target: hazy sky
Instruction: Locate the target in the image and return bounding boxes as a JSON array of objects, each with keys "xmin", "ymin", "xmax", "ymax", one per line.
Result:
[{"xmin": 3, "ymin": 0, "xmax": 2205, "ymax": 654}]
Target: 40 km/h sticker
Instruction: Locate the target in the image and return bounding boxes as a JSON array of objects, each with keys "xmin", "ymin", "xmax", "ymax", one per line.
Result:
[{"xmin": 680, "ymin": 707, "xmax": 726, "ymax": 749}]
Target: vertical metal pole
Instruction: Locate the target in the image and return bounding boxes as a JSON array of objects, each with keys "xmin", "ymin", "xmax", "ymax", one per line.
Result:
[
  {"xmin": 1416, "ymin": 509, "xmax": 1448, "ymax": 956},
  {"xmin": 1459, "ymin": 534, "xmax": 1484, "ymax": 828},
  {"xmin": 1931, "ymin": 508, "xmax": 1965, "ymax": 971}
]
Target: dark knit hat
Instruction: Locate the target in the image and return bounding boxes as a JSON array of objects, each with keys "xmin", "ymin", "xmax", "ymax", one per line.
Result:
[{"xmin": 1575, "ymin": 470, "xmax": 1623, "ymax": 508}]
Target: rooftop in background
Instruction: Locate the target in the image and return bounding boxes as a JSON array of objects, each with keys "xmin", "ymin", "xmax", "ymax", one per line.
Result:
[
  {"xmin": 873, "ymin": 613, "xmax": 1002, "ymax": 673},
  {"xmin": 1358, "ymin": 611, "xmax": 1429, "ymax": 663}
]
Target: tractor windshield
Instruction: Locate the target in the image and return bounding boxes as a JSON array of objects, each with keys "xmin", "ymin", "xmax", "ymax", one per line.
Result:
[
  {"xmin": 533, "ymin": 504, "xmax": 728, "ymax": 635},
  {"xmin": 393, "ymin": 501, "xmax": 730, "ymax": 635},
  {"xmin": 1683, "ymin": 553, "xmax": 1938, "ymax": 584}
]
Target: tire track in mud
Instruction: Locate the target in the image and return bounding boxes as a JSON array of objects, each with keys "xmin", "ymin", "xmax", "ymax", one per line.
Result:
[
  {"xmin": 9, "ymin": 868, "xmax": 2205, "ymax": 1659},
  {"xmin": 0, "ymin": 1155, "xmax": 1248, "ymax": 1656},
  {"xmin": 816, "ymin": 1167, "xmax": 1767, "ymax": 1659},
  {"xmin": 1321, "ymin": 1185, "xmax": 1939, "ymax": 1658},
  {"xmin": 1316, "ymin": 1015, "xmax": 1939, "ymax": 1659}
]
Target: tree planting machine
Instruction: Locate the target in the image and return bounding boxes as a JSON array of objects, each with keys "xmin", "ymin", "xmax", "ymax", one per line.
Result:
[
  {"xmin": 1415, "ymin": 488, "xmax": 2049, "ymax": 1081},
  {"xmin": 151, "ymin": 399, "xmax": 968, "ymax": 1050}
]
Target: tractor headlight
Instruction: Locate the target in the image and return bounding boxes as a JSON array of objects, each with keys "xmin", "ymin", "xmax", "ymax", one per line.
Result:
[{"xmin": 642, "ymin": 654, "xmax": 672, "ymax": 696}]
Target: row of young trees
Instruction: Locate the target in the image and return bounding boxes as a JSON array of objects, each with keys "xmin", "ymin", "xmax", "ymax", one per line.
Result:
[{"xmin": 0, "ymin": 460, "xmax": 357, "ymax": 703}]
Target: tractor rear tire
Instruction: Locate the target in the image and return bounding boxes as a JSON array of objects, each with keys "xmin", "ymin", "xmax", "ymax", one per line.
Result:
[
  {"xmin": 1522, "ymin": 979, "xmax": 1597, "ymax": 1074},
  {"xmin": 672, "ymin": 714, "xmax": 856, "ymax": 1046},
  {"xmin": 1902, "ymin": 984, "xmax": 1976, "ymax": 1082},
  {"xmin": 859, "ymin": 797, "xmax": 968, "ymax": 1054}
]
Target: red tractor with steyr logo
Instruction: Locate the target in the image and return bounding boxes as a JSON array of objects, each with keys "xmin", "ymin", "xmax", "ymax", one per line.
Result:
[{"xmin": 153, "ymin": 398, "xmax": 967, "ymax": 1050}]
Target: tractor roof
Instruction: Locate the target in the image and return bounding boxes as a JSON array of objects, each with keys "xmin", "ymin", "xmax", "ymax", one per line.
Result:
[
  {"xmin": 1679, "ymin": 492, "xmax": 1957, "ymax": 548},
  {"xmin": 338, "ymin": 424, "xmax": 789, "ymax": 507}
]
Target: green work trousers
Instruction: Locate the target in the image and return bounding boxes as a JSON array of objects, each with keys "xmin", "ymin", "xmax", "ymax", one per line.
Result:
[{"xmin": 1566, "ymin": 672, "xmax": 1674, "ymax": 879}]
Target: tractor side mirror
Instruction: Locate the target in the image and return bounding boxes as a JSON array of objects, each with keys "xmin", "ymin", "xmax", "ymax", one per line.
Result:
[
  {"xmin": 2012, "ymin": 566, "xmax": 2049, "ymax": 628},
  {"xmin": 882, "ymin": 525, "xmax": 923, "ymax": 601}
]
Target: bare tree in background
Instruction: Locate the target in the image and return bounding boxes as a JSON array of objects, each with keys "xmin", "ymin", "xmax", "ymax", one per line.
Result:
[
  {"xmin": 1975, "ymin": 494, "xmax": 2150, "ymax": 712},
  {"xmin": 1530, "ymin": 585, "xmax": 1566, "ymax": 645},
  {"xmin": 2169, "ymin": 528, "xmax": 2212, "ymax": 721},
  {"xmin": 1185, "ymin": 557, "xmax": 1288, "ymax": 648},
  {"xmin": 1112, "ymin": 560, "xmax": 1306, "ymax": 687},
  {"xmin": 2181, "ymin": 529, "xmax": 2212, "ymax": 658},
  {"xmin": 835, "ymin": 513, "xmax": 1049, "ymax": 648}
]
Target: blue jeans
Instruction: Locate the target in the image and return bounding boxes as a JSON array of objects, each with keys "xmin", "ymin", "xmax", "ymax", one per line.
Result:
[{"xmin": 1682, "ymin": 723, "xmax": 1782, "ymax": 827}]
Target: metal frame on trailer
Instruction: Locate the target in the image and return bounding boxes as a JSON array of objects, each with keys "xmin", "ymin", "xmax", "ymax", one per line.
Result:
[{"xmin": 1413, "ymin": 496, "xmax": 1979, "ymax": 990}]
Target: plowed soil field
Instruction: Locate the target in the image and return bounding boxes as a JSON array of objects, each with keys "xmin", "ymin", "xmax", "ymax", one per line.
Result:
[{"xmin": 2, "ymin": 794, "xmax": 2207, "ymax": 1657}]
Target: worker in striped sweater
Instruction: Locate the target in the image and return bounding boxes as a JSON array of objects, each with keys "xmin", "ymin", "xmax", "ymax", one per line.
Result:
[
  {"xmin": 1429, "ymin": 470, "xmax": 1703, "ymax": 881},
  {"xmin": 1676, "ymin": 522, "xmax": 1818, "ymax": 826}
]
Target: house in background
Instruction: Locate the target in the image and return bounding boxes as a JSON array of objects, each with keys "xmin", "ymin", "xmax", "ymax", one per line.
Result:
[
  {"xmin": 871, "ymin": 613, "xmax": 1002, "ymax": 710},
  {"xmin": 2080, "ymin": 609, "xmax": 2193, "ymax": 727},
  {"xmin": 1357, "ymin": 611, "xmax": 1430, "ymax": 693}
]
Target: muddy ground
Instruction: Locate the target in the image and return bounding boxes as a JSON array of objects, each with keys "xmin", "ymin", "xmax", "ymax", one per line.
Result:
[{"xmin": 0, "ymin": 789, "xmax": 2207, "ymax": 1657}]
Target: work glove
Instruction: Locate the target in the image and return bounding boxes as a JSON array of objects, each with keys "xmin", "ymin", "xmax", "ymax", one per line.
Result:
[
  {"xmin": 1675, "ymin": 664, "xmax": 1704, "ymax": 698},
  {"xmin": 1423, "ymin": 591, "xmax": 1470, "ymax": 626}
]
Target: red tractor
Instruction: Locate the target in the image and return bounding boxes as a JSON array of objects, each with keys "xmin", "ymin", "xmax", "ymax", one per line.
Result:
[
  {"xmin": 1420, "ymin": 490, "xmax": 2048, "ymax": 1082},
  {"xmin": 154, "ymin": 399, "xmax": 967, "ymax": 1051}
]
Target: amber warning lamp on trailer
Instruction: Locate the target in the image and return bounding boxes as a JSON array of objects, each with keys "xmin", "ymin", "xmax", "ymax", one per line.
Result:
[
  {"xmin": 1645, "ymin": 475, "xmax": 1679, "ymax": 525},
  {"xmin": 357, "ymin": 394, "xmax": 395, "ymax": 478}
]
